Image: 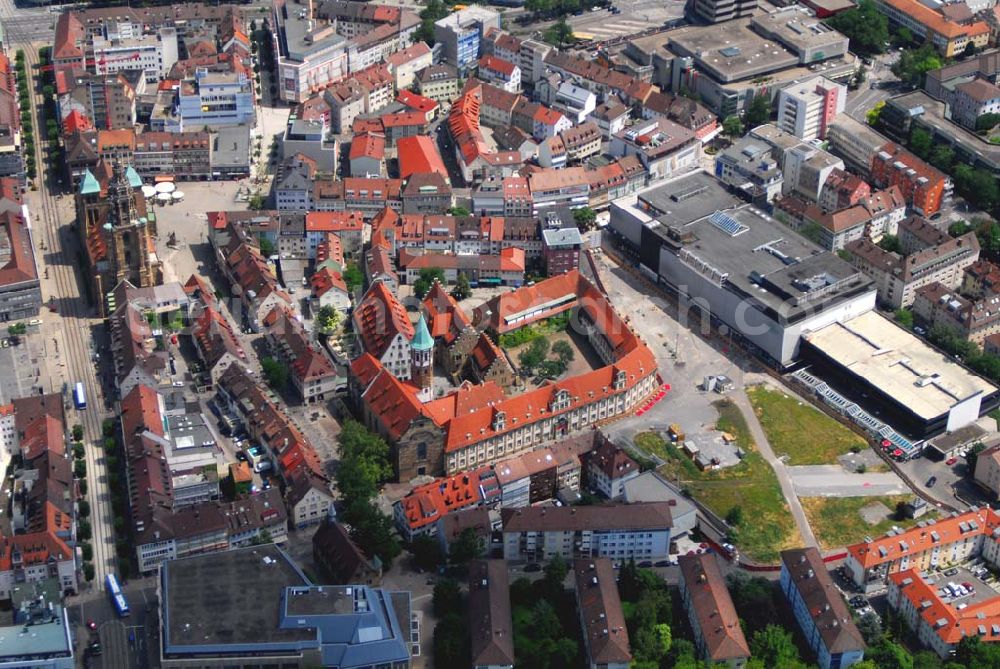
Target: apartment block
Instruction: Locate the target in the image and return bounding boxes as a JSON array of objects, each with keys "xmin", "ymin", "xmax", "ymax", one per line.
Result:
[
  {"xmin": 501, "ymin": 503, "xmax": 672, "ymax": 562},
  {"xmin": 846, "ymin": 216, "xmax": 979, "ymax": 309},
  {"xmin": 780, "ymin": 548, "xmax": 866, "ymax": 669},
  {"xmin": 679, "ymin": 554, "xmax": 751, "ymax": 667},
  {"xmin": 777, "ymin": 76, "xmax": 846, "ymax": 140}
]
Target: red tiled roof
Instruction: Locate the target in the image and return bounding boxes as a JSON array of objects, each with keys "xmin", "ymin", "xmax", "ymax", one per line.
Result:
[
  {"xmin": 386, "ymin": 42, "xmax": 432, "ymax": 67},
  {"xmin": 422, "ymin": 281, "xmax": 472, "ymax": 344},
  {"xmin": 305, "ymin": 211, "xmax": 364, "ymax": 233},
  {"xmin": 396, "ymin": 89, "xmax": 439, "ymax": 114},
  {"xmin": 311, "ymin": 266, "xmax": 348, "ymax": 297},
  {"xmin": 397, "ymin": 135, "xmax": 448, "ymax": 180},
  {"xmin": 121, "ymin": 383, "xmax": 163, "ymax": 440},
  {"xmin": 63, "ymin": 109, "xmax": 93, "ymax": 134},
  {"xmin": 397, "ymin": 465, "xmax": 495, "ymax": 531},
  {"xmin": 20, "ymin": 415, "xmax": 65, "ymax": 462},
  {"xmin": 352, "ymin": 117, "xmax": 385, "ymax": 135},
  {"xmin": 890, "ymin": 569, "xmax": 1000, "ymax": 646},
  {"xmin": 381, "ymin": 111, "xmax": 428, "ymax": 128},
  {"xmin": 533, "ymin": 105, "xmax": 565, "ymax": 126},
  {"xmin": 479, "ymin": 55, "xmax": 517, "ymax": 77},
  {"xmin": 353, "ymin": 282, "xmax": 414, "ymax": 359},
  {"xmin": 848, "ymin": 508, "xmax": 1000, "ymax": 569},
  {"xmin": 349, "ymin": 132, "xmax": 386, "ymax": 162},
  {"xmin": 353, "ymin": 271, "xmax": 658, "ymax": 455}
]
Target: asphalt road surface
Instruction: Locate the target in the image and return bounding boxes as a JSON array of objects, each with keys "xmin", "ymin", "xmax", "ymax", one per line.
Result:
[
  {"xmin": 74, "ymin": 582, "xmax": 158, "ymax": 669},
  {"xmin": 2, "ymin": 3, "xmax": 55, "ymax": 44}
]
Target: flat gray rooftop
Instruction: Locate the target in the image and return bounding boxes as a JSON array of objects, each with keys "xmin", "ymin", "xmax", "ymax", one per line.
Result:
[
  {"xmin": 285, "ymin": 587, "xmax": 357, "ymax": 617},
  {"xmin": 638, "ymin": 171, "xmax": 742, "ymax": 226},
  {"xmin": 165, "ymin": 413, "xmax": 215, "ymax": 451},
  {"xmin": 278, "ymin": 5, "xmax": 344, "ymax": 61},
  {"xmin": 0, "ymin": 607, "xmax": 71, "ymax": 661},
  {"xmin": 163, "ymin": 545, "xmax": 313, "ymax": 649},
  {"xmin": 667, "ymin": 22, "xmax": 799, "ymax": 83},
  {"xmin": 887, "ymin": 90, "xmax": 1000, "ymax": 169},
  {"xmin": 751, "ymin": 9, "xmax": 849, "ymax": 56},
  {"xmin": 639, "ymin": 173, "xmax": 873, "ymax": 320}
]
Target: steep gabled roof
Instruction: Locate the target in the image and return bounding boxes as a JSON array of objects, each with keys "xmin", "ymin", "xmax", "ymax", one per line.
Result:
[{"xmin": 353, "ymin": 282, "xmax": 414, "ymax": 359}]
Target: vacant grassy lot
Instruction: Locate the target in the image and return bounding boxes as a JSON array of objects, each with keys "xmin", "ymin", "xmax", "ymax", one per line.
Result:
[
  {"xmin": 800, "ymin": 496, "xmax": 937, "ymax": 550},
  {"xmin": 748, "ymin": 386, "xmax": 867, "ymax": 466},
  {"xmin": 634, "ymin": 400, "xmax": 801, "ymax": 563}
]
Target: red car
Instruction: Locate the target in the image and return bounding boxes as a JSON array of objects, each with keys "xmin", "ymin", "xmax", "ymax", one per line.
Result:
[{"xmin": 947, "ymin": 457, "xmax": 958, "ymax": 465}]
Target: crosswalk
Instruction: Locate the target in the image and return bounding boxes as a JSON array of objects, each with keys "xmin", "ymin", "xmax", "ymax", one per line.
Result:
[{"xmin": 574, "ymin": 19, "xmax": 656, "ymax": 40}]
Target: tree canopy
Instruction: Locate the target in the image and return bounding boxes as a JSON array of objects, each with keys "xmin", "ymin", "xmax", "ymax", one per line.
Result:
[
  {"xmin": 343, "ymin": 262, "xmax": 364, "ymax": 292},
  {"xmin": 315, "ymin": 305, "xmax": 341, "ymax": 335},
  {"xmin": 723, "ymin": 115, "xmax": 744, "ymax": 137},
  {"xmin": 260, "ymin": 357, "xmax": 288, "ymax": 391},
  {"xmin": 825, "ymin": 0, "xmax": 889, "ymax": 55},
  {"xmin": 543, "ymin": 17, "xmax": 575, "ymax": 48},
  {"xmin": 892, "ymin": 44, "xmax": 943, "ymax": 88},
  {"xmin": 414, "ymin": 267, "xmax": 446, "ymax": 298},
  {"xmin": 452, "ymin": 272, "xmax": 472, "ymax": 301},
  {"xmin": 573, "ymin": 206, "xmax": 597, "ymax": 230},
  {"xmin": 448, "ymin": 527, "xmax": 485, "ymax": 564},
  {"xmin": 744, "ymin": 94, "xmax": 772, "ymax": 127},
  {"xmin": 335, "ymin": 421, "xmax": 398, "ymax": 565}
]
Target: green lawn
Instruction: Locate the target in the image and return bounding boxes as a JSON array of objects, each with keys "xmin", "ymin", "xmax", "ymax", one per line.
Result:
[
  {"xmin": 800, "ymin": 496, "xmax": 938, "ymax": 550},
  {"xmin": 747, "ymin": 386, "xmax": 867, "ymax": 465},
  {"xmin": 634, "ymin": 400, "xmax": 801, "ymax": 563}
]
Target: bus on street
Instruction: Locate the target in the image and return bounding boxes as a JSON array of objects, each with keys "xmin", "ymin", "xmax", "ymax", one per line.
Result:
[
  {"xmin": 73, "ymin": 382, "xmax": 86, "ymax": 410},
  {"xmin": 105, "ymin": 574, "xmax": 129, "ymax": 617}
]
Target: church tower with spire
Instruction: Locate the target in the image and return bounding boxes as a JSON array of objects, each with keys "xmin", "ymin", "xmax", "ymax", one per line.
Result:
[{"xmin": 411, "ymin": 313, "xmax": 434, "ymax": 403}]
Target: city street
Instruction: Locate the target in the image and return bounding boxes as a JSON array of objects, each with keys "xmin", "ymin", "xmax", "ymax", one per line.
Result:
[
  {"xmin": 71, "ymin": 579, "xmax": 159, "ymax": 669},
  {"xmin": 16, "ymin": 39, "xmax": 120, "ymax": 603},
  {"xmin": 2, "ymin": 4, "xmax": 55, "ymax": 43},
  {"xmin": 845, "ymin": 50, "xmax": 902, "ymax": 119}
]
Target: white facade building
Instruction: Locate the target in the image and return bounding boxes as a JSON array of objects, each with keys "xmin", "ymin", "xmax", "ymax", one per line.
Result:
[
  {"xmin": 777, "ymin": 76, "xmax": 846, "ymax": 141},
  {"xmin": 553, "ymin": 82, "xmax": 597, "ymax": 124},
  {"xmin": 177, "ymin": 68, "xmax": 254, "ymax": 128},
  {"xmin": 92, "ymin": 26, "xmax": 178, "ymax": 83}
]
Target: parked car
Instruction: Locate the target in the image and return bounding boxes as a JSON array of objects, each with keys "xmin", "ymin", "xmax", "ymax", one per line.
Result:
[
  {"xmin": 926, "ymin": 476, "xmax": 937, "ymax": 487},
  {"xmin": 947, "ymin": 457, "xmax": 958, "ymax": 465},
  {"xmin": 946, "ymin": 567, "xmax": 959, "ymax": 576},
  {"xmin": 524, "ymin": 563, "xmax": 541, "ymax": 572}
]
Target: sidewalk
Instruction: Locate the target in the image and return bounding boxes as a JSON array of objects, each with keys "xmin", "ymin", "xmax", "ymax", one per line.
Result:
[{"xmin": 730, "ymin": 390, "xmax": 819, "ymax": 549}]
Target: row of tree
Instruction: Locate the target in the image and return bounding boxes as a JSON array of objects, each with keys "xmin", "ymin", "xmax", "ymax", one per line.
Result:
[
  {"xmin": 13, "ymin": 51, "xmax": 36, "ymax": 181},
  {"xmin": 908, "ymin": 128, "xmax": 1000, "ymax": 214}
]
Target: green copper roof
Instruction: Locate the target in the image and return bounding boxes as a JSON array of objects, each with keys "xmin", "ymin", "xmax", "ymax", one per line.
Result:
[
  {"xmin": 411, "ymin": 313, "xmax": 433, "ymax": 351},
  {"xmin": 125, "ymin": 167, "xmax": 142, "ymax": 188},
  {"xmin": 80, "ymin": 170, "xmax": 100, "ymax": 195},
  {"xmin": 316, "ymin": 258, "xmax": 343, "ymax": 274}
]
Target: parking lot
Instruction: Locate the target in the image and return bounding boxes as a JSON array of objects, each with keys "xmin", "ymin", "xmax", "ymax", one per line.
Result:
[
  {"xmin": 898, "ymin": 445, "xmax": 998, "ymax": 510},
  {"xmin": 514, "ymin": 0, "xmax": 684, "ymax": 44},
  {"xmin": 0, "ymin": 322, "xmax": 60, "ymax": 403}
]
